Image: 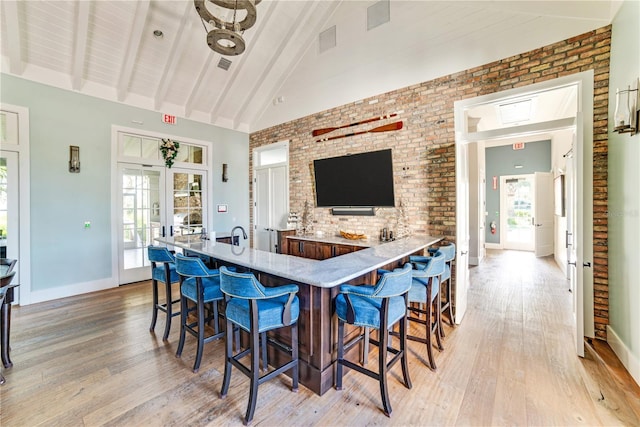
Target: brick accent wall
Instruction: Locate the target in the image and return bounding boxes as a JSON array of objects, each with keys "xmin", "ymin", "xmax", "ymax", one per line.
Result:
[{"xmin": 250, "ymin": 26, "xmax": 611, "ymax": 339}]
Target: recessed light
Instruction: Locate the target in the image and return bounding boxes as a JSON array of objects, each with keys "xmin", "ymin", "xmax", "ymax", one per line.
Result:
[{"xmin": 153, "ymin": 30, "xmax": 164, "ymax": 39}]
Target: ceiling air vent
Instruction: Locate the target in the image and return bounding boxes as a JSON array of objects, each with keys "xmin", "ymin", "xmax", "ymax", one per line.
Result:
[
  {"xmin": 367, "ymin": 0, "xmax": 390, "ymax": 31},
  {"xmin": 319, "ymin": 25, "xmax": 336, "ymax": 53},
  {"xmin": 217, "ymin": 57, "xmax": 232, "ymax": 71}
]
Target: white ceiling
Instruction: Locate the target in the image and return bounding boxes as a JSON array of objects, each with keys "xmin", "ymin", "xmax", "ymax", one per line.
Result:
[{"xmin": 0, "ymin": 1, "xmax": 617, "ymax": 133}]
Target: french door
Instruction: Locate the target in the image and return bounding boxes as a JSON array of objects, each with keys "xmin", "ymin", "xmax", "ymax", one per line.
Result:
[
  {"xmin": 500, "ymin": 174, "xmax": 535, "ymax": 251},
  {"xmin": 117, "ymin": 164, "xmax": 207, "ymax": 284}
]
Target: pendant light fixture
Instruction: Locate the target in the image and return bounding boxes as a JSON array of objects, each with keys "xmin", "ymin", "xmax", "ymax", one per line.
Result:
[{"xmin": 194, "ymin": 0, "xmax": 261, "ymax": 56}]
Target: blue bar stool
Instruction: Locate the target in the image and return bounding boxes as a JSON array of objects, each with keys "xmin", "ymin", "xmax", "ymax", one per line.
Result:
[
  {"xmin": 174, "ymin": 254, "xmax": 225, "ymax": 373},
  {"xmin": 219, "ymin": 266, "xmax": 300, "ymax": 426},
  {"xmin": 428, "ymin": 242, "xmax": 456, "ymax": 336},
  {"xmin": 335, "ymin": 263, "xmax": 413, "ymax": 417},
  {"xmin": 407, "ymin": 252, "xmax": 446, "ymax": 370},
  {"xmin": 147, "ymin": 246, "xmax": 180, "ymax": 341}
]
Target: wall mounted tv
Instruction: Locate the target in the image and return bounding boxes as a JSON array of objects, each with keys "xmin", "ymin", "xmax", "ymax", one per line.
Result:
[{"xmin": 313, "ymin": 148, "xmax": 395, "ymax": 212}]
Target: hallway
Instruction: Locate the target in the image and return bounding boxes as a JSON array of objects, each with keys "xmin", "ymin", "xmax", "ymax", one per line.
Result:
[{"xmin": 2, "ymin": 250, "xmax": 638, "ymax": 425}]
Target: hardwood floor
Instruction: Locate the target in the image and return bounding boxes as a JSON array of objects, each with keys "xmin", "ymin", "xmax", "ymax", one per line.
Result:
[{"xmin": 2, "ymin": 250, "xmax": 638, "ymax": 426}]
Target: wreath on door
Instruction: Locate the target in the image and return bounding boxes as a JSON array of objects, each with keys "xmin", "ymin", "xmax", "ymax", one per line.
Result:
[{"xmin": 160, "ymin": 138, "xmax": 180, "ymax": 168}]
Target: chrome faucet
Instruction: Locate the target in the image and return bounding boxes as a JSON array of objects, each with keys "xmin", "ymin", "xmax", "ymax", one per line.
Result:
[{"xmin": 231, "ymin": 226, "xmax": 248, "ymax": 246}]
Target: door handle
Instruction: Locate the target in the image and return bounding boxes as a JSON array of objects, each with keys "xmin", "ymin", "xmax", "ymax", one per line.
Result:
[
  {"xmin": 583, "ymin": 262, "xmax": 592, "ymax": 268},
  {"xmin": 460, "ymin": 250, "xmax": 468, "ymax": 255},
  {"xmin": 565, "ymin": 231, "xmax": 572, "ymax": 248},
  {"xmin": 162, "ymin": 226, "xmax": 166, "ymax": 237},
  {"xmin": 568, "ymin": 261, "xmax": 576, "ymax": 266},
  {"xmin": 170, "ymin": 225, "xmax": 174, "ymax": 237}
]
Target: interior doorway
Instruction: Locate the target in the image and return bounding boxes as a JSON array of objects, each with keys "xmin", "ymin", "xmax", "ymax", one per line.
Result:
[
  {"xmin": 454, "ymin": 71, "xmax": 595, "ymax": 357},
  {"xmin": 501, "ymin": 174, "xmax": 535, "ymax": 251}
]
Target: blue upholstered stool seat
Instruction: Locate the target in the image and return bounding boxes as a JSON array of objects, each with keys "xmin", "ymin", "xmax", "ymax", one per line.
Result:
[
  {"xmin": 219, "ymin": 266, "xmax": 300, "ymax": 425},
  {"xmin": 226, "ymin": 293, "xmax": 299, "ymax": 333},
  {"xmin": 334, "ymin": 263, "xmax": 413, "ymax": 417},
  {"xmin": 426, "ymin": 242, "xmax": 456, "ymax": 334},
  {"xmin": 181, "ymin": 276, "xmax": 223, "ymax": 302},
  {"xmin": 335, "ymin": 287, "xmax": 407, "ymax": 329},
  {"xmin": 147, "ymin": 246, "xmax": 181, "ymax": 341},
  {"xmin": 406, "ymin": 252, "xmax": 446, "ymax": 370},
  {"xmin": 174, "ymin": 254, "xmax": 226, "ymax": 373},
  {"xmin": 407, "ymin": 276, "xmax": 440, "ymax": 303}
]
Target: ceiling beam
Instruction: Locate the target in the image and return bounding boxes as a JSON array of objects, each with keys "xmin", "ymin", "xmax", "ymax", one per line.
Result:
[
  {"xmin": 71, "ymin": 1, "xmax": 92, "ymax": 91},
  {"xmin": 231, "ymin": 2, "xmax": 319, "ymax": 127},
  {"xmin": 154, "ymin": 1, "xmax": 193, "ymax": 111},
  {"xmin": 116, "ymin": 0, "xmax": 151, "ymax": 102},
  {"xmin": 244, "ymin": 1, "xmax": 343, "ymax": 129},
  {"xmin": 184, "ymin": 51, "xmax": 215, "ymax": 118},
  {"xmin": 2, "ymin": 0, "xmax": 24, "ymax": 75},
  {"xmin": 207, "ymin": 1, "xmax": 279, "ymax": 122}
]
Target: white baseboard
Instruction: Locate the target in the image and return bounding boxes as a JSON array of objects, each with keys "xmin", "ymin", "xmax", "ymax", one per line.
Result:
[
  {"xmin": 26, "ymin": 277, "xmax": 118, "ymax": 305},
  {"xmin": 607, "ymin": 325, "xmax": 640, "ymax": 387},
  {"xmin": 485, "ymin": 243, "xmax": 502, "ymax": 250}
]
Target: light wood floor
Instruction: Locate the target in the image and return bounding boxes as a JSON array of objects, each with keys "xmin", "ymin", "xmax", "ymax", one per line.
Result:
[{"xmin": 2, "ymin": 250, "xmax": 639, "ymax": 426}]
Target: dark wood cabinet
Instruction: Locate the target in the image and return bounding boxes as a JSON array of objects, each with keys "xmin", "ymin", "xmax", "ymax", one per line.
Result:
[{"xmin": 285, "ymin": 237, "xmax": 367, "ymax": 260}]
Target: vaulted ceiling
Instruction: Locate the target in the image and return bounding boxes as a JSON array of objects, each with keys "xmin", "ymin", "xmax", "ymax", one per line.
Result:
[{"xmin": 0, "ymin": 1, "xmax": 616, "ymax": 133}]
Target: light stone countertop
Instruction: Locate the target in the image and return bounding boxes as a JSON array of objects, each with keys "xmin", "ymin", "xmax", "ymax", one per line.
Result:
[{"xmin": 155, "ymin": 235, "xmax": 442, "ymax": 288}]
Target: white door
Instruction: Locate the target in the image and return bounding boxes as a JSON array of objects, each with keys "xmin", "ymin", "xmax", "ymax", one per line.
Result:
[
  {"xmin": 501, "ymin": 174, "xmax": 535, "ymax": 251},
  {"xmin": 117, "ymin": 165, "xmax": 208, "ymax": 284},
  {"xmin": 455, "ymin": 141, "xmax": 470, "ymax": 323},
  {"xmin": 0, "ymin": 151, "xmax": 19, "ymax": 301},
  {"xmin": 254, "ymin": 168, "xmax": 271, "ymax": 251},
  {"xmin": 254, "ymin": 165, "xmax": 288, "ymax": 252},
  {"xmin": 575, "ymin": 112, "xmax": 593, "ymax": 357},
  {"xmin": 118, "ymin": 164, "xmax": 165, "ymax": 284},
  {"xmin": 534, "ymin": 171, "xmax": 554, "ymax": 257}
]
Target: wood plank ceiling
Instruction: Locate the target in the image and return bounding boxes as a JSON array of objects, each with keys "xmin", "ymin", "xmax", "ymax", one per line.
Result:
[{"xmin": 0, "ymin": 1, "xmax": 615, "ymax": 133}]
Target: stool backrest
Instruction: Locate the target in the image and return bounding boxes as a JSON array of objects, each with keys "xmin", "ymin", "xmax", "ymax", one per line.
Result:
[
  {"xmin": 437, "ymin": 243, "xmax": 456, "ymax": 262},
  {"xmin": 372, "ymin": 263, "xmax": 413, "ymax": 298},
  {"xmin": 0, "ymin": 258, "xmax": 17, "ymax": 274},
  {"xmin": 147, "ymin": 246, "xmax": 175, "ymax": 263},
  {"xmin": 219, "ymin": 266, "xmax": 268, "ymax": 299},
  {"xmin": 421, "ymin": 252, "xmax": 446, "ymax": 278},
  {"xmin": 174, "ymin": 254, "xmax": 216, "ymax": 277}
]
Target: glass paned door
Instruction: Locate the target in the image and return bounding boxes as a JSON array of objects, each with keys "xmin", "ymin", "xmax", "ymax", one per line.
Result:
[
  {"xmin": 1, "ymin": 151, "xmax": 20, "ymax": 301},
  {"xmin": 170, "ymin": 169, "xmax": 206, "ymax": 238},
  {"xmin": 118, "ymin": 164, "xmax": 164, "ymax": 284},
  {"xmin": 501, "ymin": 174, "xmax": 535, "ymax": 251}
]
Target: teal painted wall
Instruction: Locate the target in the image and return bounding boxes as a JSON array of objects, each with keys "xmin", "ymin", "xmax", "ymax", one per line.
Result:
[
  {"xmin": 607, "ymin": 0, "xmax": 640, "ymax": 382},
  {"xmin": 484, "ymin": 140, "xmax": 551, "ymax": 244},
  {"xmin": 1, "ymin": 74, "xmax": 249, "ymax": 292}
]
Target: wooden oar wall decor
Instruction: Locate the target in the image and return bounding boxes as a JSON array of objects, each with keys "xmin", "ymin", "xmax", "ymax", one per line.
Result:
[
  {"xmin": 315, "ymin": 121, "xmax": 403, "ymax": 142},
  {"xmin": 312, "ymin": 112, "xmax": 399, "ymax": 137}
]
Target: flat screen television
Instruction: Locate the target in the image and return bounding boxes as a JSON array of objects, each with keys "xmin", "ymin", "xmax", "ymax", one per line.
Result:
[{"xmin": 313, "ymin": 149, "xmax": 395, "ymax": 208}]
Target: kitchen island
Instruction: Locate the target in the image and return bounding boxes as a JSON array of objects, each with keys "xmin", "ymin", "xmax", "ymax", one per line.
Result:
[{"xmin": 155, "ymin": 234, "xmax": 442, "ymax": 395}]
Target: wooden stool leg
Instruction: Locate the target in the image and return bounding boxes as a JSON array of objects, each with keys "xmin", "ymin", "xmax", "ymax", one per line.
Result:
[
  {"xmin": 260, "ymin": 332, "xmax": 268, "ymax": 371},
  {"xmin": 435, "ymin": 284, "xmax": 444, "ymax": 352},
  {"xmin": 426, "ymin": 283, "xmax": 437, "ymax": 370},
  {"xmin": 150, "ymin": 279, "xmax": 159, "ymax": 332},
  {"xmin": 193, "ymin": 297, "xmax": 206, "ymax": 373},
  {"xmin": 291, "ymin": 323, "xmax": 299, "ymax": 391},
  {"xmin": 362, "ymin": 327, "xmax": 370, "ymax": 365},
  {"xmin": 244, "ymin": 328, "xmax": 261, "ymax": 425},
  {"xmin": 162, "ymin": 279, "xmax": 172, "ymax": 341},
  {"xmin": 400, "ymin": 315, "xmax": 412, "ymax": 389},
  {"xmin": 220, "ymin": 318, "xmax": 233, "ymax": 398},
  {"xmin": 176, "ymin": 296, "xmax": 188, "ymax": 358},
  {"xmin": 335, "ymin": 319, "xmax": 345, "ymax": 390},
  {"xmin": 378, "ymin": 325, "xmax": 391, "ymax": 417}
]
